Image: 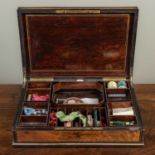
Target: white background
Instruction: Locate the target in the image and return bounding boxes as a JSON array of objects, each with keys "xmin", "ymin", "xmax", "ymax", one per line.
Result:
[{"xmin": 0, "ymin": 0, "xmax": 155, "ymax": 84}]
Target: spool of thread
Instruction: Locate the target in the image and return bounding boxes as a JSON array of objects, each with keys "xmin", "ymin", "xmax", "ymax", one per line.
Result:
[
  {"xmin": 117, "ymin": 81, "xmax": 127, "ymax": 88},
  {"xmin": 87, "ymin": 115, "xmax": 93, "ymax": 127},
  {"xmin": 27, "ymin": 94, "xmax": 32, "ymax": 101},
  {"xmin": 49, "ymin": 112, "xmax": 57, "ymax": 126},
  {"xmin": 110, "ymin": 121, "xmax": 135, "ymax": 126},
  {"xmin": 107, "ymin": 81, "xmax": 117, "ymax": 89}
]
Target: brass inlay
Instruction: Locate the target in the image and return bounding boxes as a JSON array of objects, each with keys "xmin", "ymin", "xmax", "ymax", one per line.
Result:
[
  {"xmin": 56, "ymin": 9, "xmax": 100, "ymax": 14},
  {"xmin": 29, "ymin": 77, "xmax": 54, "ymax": 82},
  {"xmin": 102, "ymin": 77, "xmax": 127, "ymax": 81}
]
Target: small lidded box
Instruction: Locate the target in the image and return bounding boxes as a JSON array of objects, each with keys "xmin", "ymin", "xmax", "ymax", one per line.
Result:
[{"xmin": 13, "ymin": 7, "xmax": 144, "ymax": 146}]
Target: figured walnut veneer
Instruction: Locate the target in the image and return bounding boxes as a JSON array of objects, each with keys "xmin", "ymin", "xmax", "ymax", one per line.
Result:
[{"xmin": 16, "ymin": 130, "xmax": 141, "ymax": 143}]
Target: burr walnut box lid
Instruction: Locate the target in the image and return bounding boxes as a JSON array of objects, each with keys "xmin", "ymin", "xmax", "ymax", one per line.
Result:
[{"xmin": 18, "ymin": 7, "xmax": 138, "ymax": 79}]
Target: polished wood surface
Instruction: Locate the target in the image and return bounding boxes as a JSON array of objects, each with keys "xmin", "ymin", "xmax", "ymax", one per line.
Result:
[
  {"xmin": 16, "ymin": 130, "xmax": 140, "ymax": 143},
  {"xmin": 0, "ymin": 84, "xmax": 155, "ymax": 154}
]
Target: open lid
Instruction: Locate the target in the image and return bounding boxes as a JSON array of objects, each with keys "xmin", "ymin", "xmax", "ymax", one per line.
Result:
[{"xmin": 18, "ymin": 7, "xmax": 138, "ymax": 80}]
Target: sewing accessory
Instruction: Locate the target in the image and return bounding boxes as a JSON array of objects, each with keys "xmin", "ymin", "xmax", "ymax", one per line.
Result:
[
  {"xmin": 110, "ymin": 121, "xmax": 135, "ymax": 126},
  {"xmin": 81, "ymin": 98, "xmax": 99, "ymax": 104},
  {"xmin": 27, "ymin": 94, "xmax": 32, "ymax": 101},
  {"xmin": 87, "ymin": 115, "xmax": 93, "ymax": 127},
  {"xmin": 63, "ymin": 97, "xmax": 83, "ymax": 105},
  {"xmin": 40, "ymin": 109, "xmax": 48, "ymax": 114},
  {"xmin": 56, "ymin": 98, "xmax": 66, "ymax": 104},
  {"xmin": 31, "ymin": 94, "xmax": 49, "ymax": 101},
  {"xmin": 56, "ymin": 111, "xmax": 86, "ymax": 127},
  {"xmin": 107, "ymin": 81, "xmax": 117, "ymax": 89},
  {"xmin": 96, "ymin": 121, "xmax": 101, "ymax": 127},
  {"xmin": 23, "ymin": 106, "xmax": 48, "ymax": 116},
  {"xmin": 62, "ymin": 97, "xmax": 99, "ymax": 105},
  {"xmin": 117, "ymin": 81, "xmax": 127, "ymax": 88},
  {"xmin": 108, "ymin": 93, "xmax": 127, "ymax": 98},
  {"xmin": 112, "ymin": 107, "xmax": 134, "ymax": 116},
  {"xmin": 49, "ymin": 112, "xmax": 57, "ymax": 126},
  {"xmin": 24, "ymin": 107, "xmax": 35, "ymax": 116},
  {"xmin": 102, "ymin": 122, "xmax": 107, "ymax": 127},
  {"xmin": 94, "ymin": 110, "xmax": 101, "ymax": 127}
]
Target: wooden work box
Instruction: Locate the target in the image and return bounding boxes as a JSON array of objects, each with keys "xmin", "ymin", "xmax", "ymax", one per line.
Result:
[{"xmin": 13, "ymin": 7, "xmax": 144, "ymax": 146}]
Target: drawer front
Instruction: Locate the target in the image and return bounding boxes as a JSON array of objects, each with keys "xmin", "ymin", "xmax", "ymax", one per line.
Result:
[{"xmin": 16, "ymin": 130, "xmax": 141, "ymax": 143}]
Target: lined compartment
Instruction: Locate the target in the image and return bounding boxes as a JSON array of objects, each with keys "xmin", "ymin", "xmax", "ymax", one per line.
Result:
[
  {"xmin": 109, "ymin": 115, "xmax": 136, "ymax": 126},
  {"xmin": 19, "ymin": 80, "xmax": 137, "ymax": 128},
  {"xmin": 106, "ymin": 89, "xmax": 131, "ymax": 101},
  {"xmin": 23, "ymin": 102, "xmax": 49, "ymax": 109},
  {"xmin": 52, "ymin": 90, "xmax": 104, "ymax": 106},
  {"xmin": 27, "ymin": 82, "xmax": 51, "ymax": 89},
  {"xmin": 53, "ymin": 82, "xmax": 104, "ymax": 93},
  {"xmin": 107, "ymin": 101, "xmax": 137, "ymax": 126},
  {"xmin": 108, "ymin": 101, "xmax": 133, "ymax": 111},
  {"xmin": 108, "ymin": 102, "xmax": 135, "ymax": 116},
  {"xmin": 19, "ymin": 115, "xmax": 48, "ymax": 126},
  {"xmin": 49, "ymin": 107, "xmax": 107, "ymax": 128},
  {"xmin": 18, "ymin": 101, "xmax": 49, "ymax": 126},
  {"xmin": 106, "ymin": 81, "xmax": 129, "ymax": 89},
  {"xmin": 51, "ymin": 82, "xmax": 105, "ymax": 106}
]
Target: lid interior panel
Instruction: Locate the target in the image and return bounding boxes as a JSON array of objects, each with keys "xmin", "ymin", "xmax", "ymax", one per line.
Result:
[{"xmin": 18, "ymin": 8, "xmax": 138, "ymax": 78}]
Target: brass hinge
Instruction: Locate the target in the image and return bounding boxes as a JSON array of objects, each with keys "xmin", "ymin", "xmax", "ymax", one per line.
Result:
[
  {"xmin": 102, "ymin": 77, "xmax": 127, "ymax": 81},
  {"xmin": 29, "ymin": 77, "xmax": 54, "ymax": 82}
]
